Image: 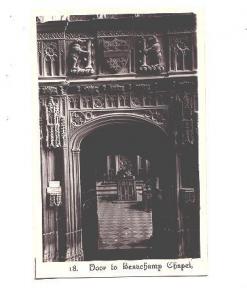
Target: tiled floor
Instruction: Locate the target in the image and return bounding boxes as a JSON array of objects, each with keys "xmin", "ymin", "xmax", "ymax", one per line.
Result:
[{"xmin": 98, "ymin": 200, "xmax": 152, "ymax": 250}]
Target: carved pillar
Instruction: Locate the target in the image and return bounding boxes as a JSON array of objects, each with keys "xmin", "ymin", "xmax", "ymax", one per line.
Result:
[
  {"xmin": 142, "ymin": 37, "xmax": 147, "ymax": 66},
  {"xmin": 86, "ymin": 39, "xmax": 93, "ymax": 69},
  {"xmin": 115, "ymin": 155, "xmax": 120, "ymax": 175},
  {"xmin": 136, "ymin": 155, "xmax": 141, "ymax": 177},
  {"xmin": 145, "ymin": 159, "xmax": 150, "ymax": 177},
  {"xmin": 106, "ymin": 155, "xmax": 111, "ymax": 178},
  {"xmin": 41, "ymin": 149, "xmax": 58, "ymax": 262},
  {"xmin": 66, "ymin": 149, "xmax": 84, "ymax": 261},
  {"xmin": 175, "ymin": 150, "xmax": 185, "ymax": 257}
]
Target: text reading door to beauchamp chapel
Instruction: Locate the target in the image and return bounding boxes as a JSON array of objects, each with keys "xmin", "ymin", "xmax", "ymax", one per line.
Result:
[{"xmin": 79, "ymin": 122, "xmax": 177, "ymax": 260}]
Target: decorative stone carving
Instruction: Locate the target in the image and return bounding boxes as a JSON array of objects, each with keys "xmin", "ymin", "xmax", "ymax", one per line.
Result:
[
  {"xmin": 181, "ymin": 120, "xmax": 194, "ymax": 145},
  {"xmin": 105, "ymin": 56, "xmax": 129, "ymax": 73},
  {"xmin": 143, "ymin": 109, "xmax": 167, "ymax": 126},
  {"xmin": 80, "ymin": 85, "xmax": 100, "ymax": 95},
  {"xmin": 40, "ymin": 85, "xmax": 64, "ymax": 96},
  {"xmin": 98, "ymin": 30, "xmax": 134, "ymax": 37},
  {"xmin": 144, "ymin": 36, "xmax": 162, "ymax": 65},
  {"xmin": 37, "ymin": 32, "xmax": 64, "ymax": 40},
  {"xmin": 174, "ymin": 90, "xmax": 196, "ymax": 145},
  {"xmin": 107, "ymin": 84, "xmax": 127, "ymax": 93},
  {"xmin": 45, "ymin": 97, "xmax": 61, "ymax": 148},
  {"xmin": 68, "ymin": 40, "xmax": 94, "ymax": 75},
  {"xmin": 60, "ymin": 117, "xmax": 67, "ymax": 146},
  {"xmin": 169, "ymin": 34, "xmax": 193, "ymax": 71},
  {"xmin": 119, "ymin": 94, "xmax": 130, "ymax": 107},
  {"xmin": 138, "ymin": 36, "xmax": 165, "ymax": 74},
  {"xmin": 133, "ymin": 83, "xmax": 151, "ymax": 93},
  {"xmin": 131, "ymin": 96, "xmax": 143, "ymax": 107},
  {"xmin": 81, "ymin": 96, "xmax": 93, "ymax": 108},
  {"xmin": 66, "ymin": 33, "xmax": 93, "ymax": 40},
  {"xmin": 71, "ymin": 111, "xmax": 86, "ymax": 126},
  {"xmin": 93, "ymin": 96, "xmax": 105, "ymax": 108},
  {"xmin": 106, "ymin": 95, "xmax": 118, "ymax": 108},
  {"xmin": 41, "ymin": 97, "xmax": 68, "ymax": 148},
  {"xmin": 103, "ymin": 38, "xmax": 129, "ymax": 51},
  {"xmin": 144, "ymin": 94, "xmax": 156, "ymax": 106},
  {"xmin": 48, "ymin": 194, "xmax": 62, "ymax": 207},
  {"xmin": 181, "ymin": 92, "xmax": 194, "ymax": 119},
  {"xmin": 69, "ymin": 108, "xmax": 168, "ymax": 132},
  {"xmin": 69, "ymin": 95, "xmax": 80, "ymax": 109},
  {"xmin": 43, "ymin": 41, "xmax": 59, "ymax": 76},
  {"xmin": 102, "ymin": 37, "xmax": 130, "ymax": 74},
  {"xmin": 67, "ymin": 80, "xmax": 172, "ymax": 96}
]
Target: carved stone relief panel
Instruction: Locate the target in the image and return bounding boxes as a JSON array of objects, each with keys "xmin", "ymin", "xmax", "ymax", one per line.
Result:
[
  {"xmin": 40, "ymin": 96, "xmax": 68, "ymax": 148},
  {"xmin": 37, "ymin": 30, "xmax": 196, "ymax": 77},
  {"xmin": 81, "ymin": 96, "xmax": 93, "ymax": 109},
  {"xmin": 68, "ymin": 95, "xmax": 80, "ymax": 109},
  {"xmin": 100, "ymin": 37, "xmax": 132, "ymax": 74},
  {"xmin": 168, "ymin": 33, "xmax": 195, "ymax": 72},
  {"xmin": 39, "ymin": 78, "xmax": 196, "ymax": 147},
  {"xmin": 136, "ymin": 35, "xmax": 165, "ymax": 74},
  {"xmin": 43, "ymin": 41, "xmax": 59, "ymax": 76},
  {"xmin": 69, "ymin": 108, "xmax": 168, "ymax": 133},
  {"xmin": 174, "ymin": 90, "xmax": 196, "ymax": 145},
  {"xmin": 37, "ymin": 37, "xmax": 66, "ymax": 77},
  {"xmin": 181, "ymin": 120, "xmax": 194, "ymax": 145},
  {"xmin": 67, "ymin": 39, "xmax": 95, "ymax": 75}
]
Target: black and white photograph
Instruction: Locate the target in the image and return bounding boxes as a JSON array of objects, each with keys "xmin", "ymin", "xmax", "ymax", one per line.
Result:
[
  {"xmin": 3, "ymin": 0, "xmax": 247, "ymax": 297},
  {"xmin": 35, "ymin": 11, "xmax": 206, "ymax": 278}
]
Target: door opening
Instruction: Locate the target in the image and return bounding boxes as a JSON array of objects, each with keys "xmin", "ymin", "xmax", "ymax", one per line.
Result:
[{"xmin": 80, "ymin": 122, "xmax": 175, "ymax": 260}]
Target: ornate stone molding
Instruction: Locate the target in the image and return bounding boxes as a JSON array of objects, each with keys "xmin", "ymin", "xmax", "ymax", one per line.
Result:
[
  {"xmin": 41, "ymin": 96, "xmax": 68, "ymax": 148},
  {"xmin": 40, "ymin": 85, "xmax": 67, "ymax": 96},
  {"xmin": 37, "ymin": 32, "xmax": 65, "ymax": 40},
  {"xmin": 181, "ymin": 120, "xmax": 194, "ymax": 145},
  {"xmin": 48, "ymin": 194, "xmax": 62, "ymax": 207},
  {"xmin": 174, "ymin": 91, "xmax": 196, "ymax": 145},
  {"xmin": 69, "ymin": 108, "xmax": 168, "ymax": 133},
  {"xmin": 168, "ymin": 33, "xmax": 195, "ymax": 72}
]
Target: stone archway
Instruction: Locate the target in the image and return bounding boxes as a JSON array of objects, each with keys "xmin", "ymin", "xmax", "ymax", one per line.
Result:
[{"xmin": 64, "ymin": 113, "xmax": 178, "ymax": 260}]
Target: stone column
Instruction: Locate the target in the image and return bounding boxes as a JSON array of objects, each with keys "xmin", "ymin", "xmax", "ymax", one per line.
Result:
[
  {"xmin": 145, "ymin": 159, "xmax": 150, "ymax": 177},
  {"xmin": 106, "ymin": 155, "xmax": 111, "ymax": 178},
  {"xmin": 175, "ymin": 151, "xmax": 185, "ymax": 258},
  {"xmin": 65, "ymin": 149, "xmax": 84, "ymax": 261},
  {"xmin": 136, "ymin": 155, "xmax": 141, "ymax": 177},
  {"xmin": 115, "ymin": 155, "xmax": 119, "ymax": 175}
]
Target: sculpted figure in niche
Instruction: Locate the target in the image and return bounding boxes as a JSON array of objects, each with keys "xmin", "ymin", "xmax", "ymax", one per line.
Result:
[
  {"xmin": 139, "ymin": 36, "xmax": 165, "ymax": 73},
  {"xmin": 144, "ymin": 36, "xmax": 162, "ymax": 66},
  {"xmin": 69, "ymin": 41, "xmax": 94, "ymax": 75}
]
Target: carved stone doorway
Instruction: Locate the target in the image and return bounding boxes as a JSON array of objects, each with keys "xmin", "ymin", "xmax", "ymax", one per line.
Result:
[{"xmin": 71, "ymin": 116, "xmax": 177, "ymax": 260}]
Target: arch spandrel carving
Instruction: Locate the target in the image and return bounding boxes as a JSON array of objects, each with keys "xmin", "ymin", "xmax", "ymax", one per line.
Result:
[{"xmin": 69, "ymin": 113, "xmax": 169, "ymax": 152}]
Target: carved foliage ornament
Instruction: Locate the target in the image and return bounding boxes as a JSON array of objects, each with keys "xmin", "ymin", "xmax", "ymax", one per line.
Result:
[
  {"xmin": 42, "ymin": 97, "xmax": 67, "ymax": 148},
  {"xmin": 105, "ymin": 56, "xmax": 129, "ymax": 73},
  {"xmin": 175, "ymin": 91, "xmax": 195, "ymax": 145},
  {"xmin": 40, "ymin": 85, "xmax": 66, "ymax": 96},
  {"xmin": 103, "ymin": 38, "xmax": 129, "ymax": 51},
  {"xmin": 69, "ymin": 109, "xmax": 167, "ymax": 131}
]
